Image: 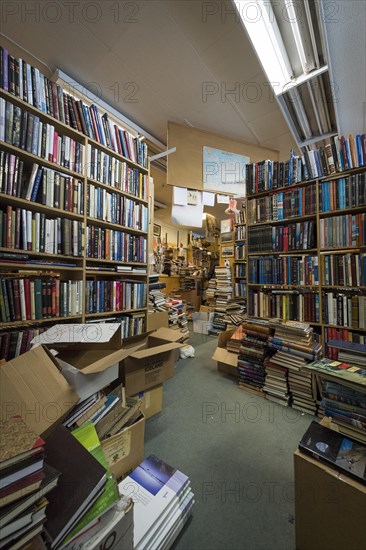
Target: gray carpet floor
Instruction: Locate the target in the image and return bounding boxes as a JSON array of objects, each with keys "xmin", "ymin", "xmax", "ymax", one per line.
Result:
[{"xmin": 144, "ymin": 332, "xmax": 314, "ymax": 550}]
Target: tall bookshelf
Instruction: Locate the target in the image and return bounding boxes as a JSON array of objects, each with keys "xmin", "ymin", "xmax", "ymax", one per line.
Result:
[
  {"xmin": 0, "ymin": 50, "xmax": 150, "ymax": 360},
  {"xmin": 246, "ymin": 158, "xmax": 366, "ymax": 350}
]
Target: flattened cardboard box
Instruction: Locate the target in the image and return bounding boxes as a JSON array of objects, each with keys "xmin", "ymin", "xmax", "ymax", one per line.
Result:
[
  {"xmin": 212, "ymin": 347, "xmax": 238, "ymax": 378},
  {"xmin": 132, "ymin": 385, "xmax": 163, "ymax": 419},
  {"xmin": 31, "ymin": 324, "xmax": 131, "ymax": 401},
  {"xmin": 0, "ymin": 345, "xmax": 79, "ymax": 436},
  {"xmin": 101, "ymin": 414, "xmax": 145, "ymax": 481}
]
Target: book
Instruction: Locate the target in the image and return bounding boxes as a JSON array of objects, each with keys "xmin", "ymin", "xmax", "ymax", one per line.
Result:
[
  {"xmin": 59, "ymin": 422, "xmax": 118, "ymax": 547},
  {"xmin": 0, "ymin": 464, "xmax": 59, "ymax": 529},
  {"xmin": 299, "ymin": 421, "xmax": 366, "ymax": 484},
  {"xmin": 0, "ymin": 416, "xmax": 45, "ymax": 470},
  {"xmin": 118, "ymin": 454, "xmax": 190, "ymax": 548},
  {"xmin": 44, "ymin": 424, "xmax": 107, "ymax": 549}
]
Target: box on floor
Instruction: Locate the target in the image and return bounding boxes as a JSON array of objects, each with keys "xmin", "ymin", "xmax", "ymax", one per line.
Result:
[
  {"xmin": 121, "ymin": 329, "xmax": 184, "ymax": 396},
  {"xmin": 212, "ymin": 329, "xmax": 237, "ymax": 377},
  {"xmin": 147, "ymin": 310, "xmax": 169, "ymax": 332}
]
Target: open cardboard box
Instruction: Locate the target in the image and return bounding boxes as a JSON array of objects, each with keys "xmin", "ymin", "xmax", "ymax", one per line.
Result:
[
  {"xmin": 0, "ymin": 345, "xmax": 79, "ymax": 436},
  {"xmin": 131, "ymin": 384, "xmax": 163, "ymax": 419},
  {"xmin": 31, "ymin": 324, "xmax": 133, "ymax": 402},
  {"xmin": 212, "ymin": 329, "xmax": 238, "ymax": 377},
  {"xmin": 147, "ymin": 310, "xmax": 169, "ymax": 332}
]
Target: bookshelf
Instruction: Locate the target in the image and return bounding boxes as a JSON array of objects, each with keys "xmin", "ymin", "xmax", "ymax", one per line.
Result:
[
  {"xmin": 246, "ymin": 156, "xmax": 366, "ymax": 351},
  {"xmin": 0, "ymin": 50, "xmax": 150, "ymax": 360}
]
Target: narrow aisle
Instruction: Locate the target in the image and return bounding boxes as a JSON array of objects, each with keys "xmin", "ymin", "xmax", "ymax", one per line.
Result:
[{"xmin": 144, "ymin": 334, "xmax": 313, "ymax": 550}]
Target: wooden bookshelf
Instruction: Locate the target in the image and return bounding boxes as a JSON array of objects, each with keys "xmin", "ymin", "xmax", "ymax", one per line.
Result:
[{"xmin": 0, "ymin": 54, "xmax": 150, "ymax": 359}]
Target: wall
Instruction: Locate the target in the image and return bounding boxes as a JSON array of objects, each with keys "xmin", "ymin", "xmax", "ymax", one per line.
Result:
[{"xmin": 167, "ymin": 121, "xmax": 280, "ymax": 189}]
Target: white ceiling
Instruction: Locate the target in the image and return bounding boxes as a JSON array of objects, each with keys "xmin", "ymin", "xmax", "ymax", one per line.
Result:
[{"xmin": 1, "ymin": 0, "xmax": 298, "ymax": 159}]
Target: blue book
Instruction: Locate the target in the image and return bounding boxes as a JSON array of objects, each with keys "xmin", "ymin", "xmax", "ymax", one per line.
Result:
[
  {"xmin": 30, "ymin": 167, "xmax": 43, "ymax": 201},
  {"xmin": 356, "ymin": 134, "xmax": 363, "ymax": 166},
  {"xmin": 345, "ymin": 138, "xmax": 353, "ymax": 169}
]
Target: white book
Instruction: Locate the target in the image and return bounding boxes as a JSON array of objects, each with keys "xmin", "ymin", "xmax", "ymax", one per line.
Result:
[
  {"xmin": 34, "ymin": 68, "xmax": 41, "ymax": 110},
  {"xmin": 25, "ymin": 163, "xmax": 39, "ymax": 201},
  {"xmin": 26, "ymin": 63, "xmax": 33, "ymax": 105},
  {"xmin": 18, "ymin": 58, "xmax": 23, "ymax": 101},
  {"xmin": 160, "ymin": 494, "xmax": 194, "ymax": 550},
  {"xmin": 26, "ymin": 210, "xmax": 32, "ymax": 250},
  {"xmin": 118, "ymin": 455, "xmax": 189, "ymax": 549}
]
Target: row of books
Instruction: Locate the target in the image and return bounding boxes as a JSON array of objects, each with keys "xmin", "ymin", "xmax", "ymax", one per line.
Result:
[
  {"xmin": 0, "ymin": 277, "xmax": 83, "ymax": 322},
  {"xmin": 248, "ymin": 289, "xmax": 320, "ymax": 323},
  {"xmin": 1, "ymin": 208, "xmax": 84, "ymax": 256},
  {"xmin": 247, "ymin": 184, "xmax": 317, "ymax": 224},
  {"xmin": 85, "ymin": 226, "xmax": 146, "ymax": 263},
  {"xmin": 319, "ymin": 213, "xmax": 366, "ymax": 248},
  {"xmin": 87, "ymin": 184, "xmax": 148, "ymax": 231},
  {"xmin": 248, "ymin": 255, "xmax": 319, "ymax": 286},
  {"xmin": 323, "ymin": 253, "xmax": 365, "ymax": 287},
  {"xmin": 323, "ymin": 292, "xmax": 366, "ymax": 329},
  {"xmin": 1, "ymin": 99, "xmax": 85, "ymax": 174},
  {"xmin": 319, "ymin": 173, "xmax": 366, "ymax": 212},
  {"xmin": 0, "ymin": 47, "xmax": 148, "ymax": 167},
  {"xmin": 234, "ymin": 225, "xmax": 246, "ymax": 240},
  {"xmin": 234, "ymin": 243, "xmax": 245, "ymax": 260},
  {"xmin": 248, "ymin": 221, "xmax": 316, "ymax": 253},
  {"xmin": 234, "ymin": 280, "xmax": 246, "ymax": 298},
  {"xmin": 234, "ymin": 263, "xmax": 246, "ymax": 277},
  {"xmin": 87, "ymin": 145, "xmax": 148, "ymax": 200},
  {"xmin": 85, "ymin": 280, "xmax": 147, "ymax": 313},
  {"xmin": 0, "ymin": 326, "xmax": 46, "ymax": 361},
  {"xmin": 119, "ymin": 312, "xmax": 145, "ymax": 338},
  {"xmin": 246, "ymin": 135, "xmax": 366, "ymax": 195},
  {"xmin": 234, "ymin": 210, "xmax": 246, "ymax": 224},
  {"xmin": 246, "ymin": 156, "xmax": 304, "ymax": 194},
  {"xmin": 325, "ymin": 327, "xmax": 366, "ymax": 360}
]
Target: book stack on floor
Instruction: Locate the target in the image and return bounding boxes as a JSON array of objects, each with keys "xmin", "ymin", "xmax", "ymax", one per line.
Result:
[
  {"xmin": 226, "ymin": 325, "xmax": 245, "ymax": 354},
  {"xmin": 178, "ymin": 268, "xmax": 195, "ymax": 291},
  {"xmin": 166, "ymin": 298, "xmax": 189, "ymax": 342},
  {"xmin": 238, "ymin": 320, "xmax": 275, "ymax": 395},
  {"xmin": 267, "ymin": 320, "xmax": 321, "ymax": 414},
  {"xmin": 0, "ymin": 416, "xmax": 60, "ymax": 550},
  {"xmin": 204, "ymin": 277, "xmax": 217, "ymax": 306},
  {"xmin": 119, "ymin": 455, "xmax": 194, "ymax": 550}
]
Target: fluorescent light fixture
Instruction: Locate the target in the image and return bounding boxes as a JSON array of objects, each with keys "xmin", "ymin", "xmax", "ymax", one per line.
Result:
[
  {"xmin": 235, "ymin": 0, "xmax": 293, "ymax": 93},
  {"xmin": 284, "ymin": 0, "xmax": 316, "ymax": 74}
]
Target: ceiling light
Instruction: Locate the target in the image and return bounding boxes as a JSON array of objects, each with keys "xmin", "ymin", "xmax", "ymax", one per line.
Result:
[
  {"xmin": 235, "ymin": 0, "xmax": 294, "ymax": 93},
  {"xmin": 284, "ymin": 0, "xmax": 317, "ymax": 74}
]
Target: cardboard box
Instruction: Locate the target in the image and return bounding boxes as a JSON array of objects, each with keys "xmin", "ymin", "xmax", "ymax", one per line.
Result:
[
  {"xmin": 147, "ymin": 310, "xmax": 169, "ymax": 332},
  {"xmin": 217, "ymin": 329, "xmax": 235, "ymax": 348},
  {"xmin": 212, "ymin": 347, "xmax": 238, "ymax": 377},
  {"xmin": 101, "ymin": 414, "xmax": 145, "ymax": 481},
  {"xmin": 143, "ymin": 328, "xmax": 185, "ymax": 379},
  {"xmin": 294, "ymin": 448, "xmax": 366, "ymax": 550},
  {"xmin": 122, "ymin": 337, "xmax": 182, "ymax": 395},
  {"xmin": 32, "ymin": 324, "xmax": 131, "ymax": 402},
  {"xmin": 0, "ymin": 346, "xmax": 79, "ymax": 436},
  {"xmin": 132, "ymin": 385, "xmax": 163, "ymax": 419}
]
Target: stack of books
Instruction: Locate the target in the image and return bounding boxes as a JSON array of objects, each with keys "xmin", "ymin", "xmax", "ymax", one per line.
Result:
[
  {"xmin": 226, "ymin": 325, "xmax": 245, "ymax": 354},
  {"xmin": 204, "ymin": 277, "xmax": 217, "ymax": 306},
  {"xmin": 148, "ymin": 274, "xmax": 168, "ymax": 311},
  {"xmin": 262, "ymin": 358, "xmax": 290, "ymax": 407},
  {"xmin": 166, "ymin": 298, "xmax": 189, "ymax": 342},
  {"xmin": 215, "ymin": 266, "xmax": 233, "ymax": 303},
  {"xmin": 327, "ymin": 340, "xmax": 366, "ymax": 368},
  {"xmin": 267, "ymin": 320, "xmax": 322, "ymax": 414},
  {"xmin": 119, "ymin": 455, "xmax": 194, "ymax": 550},
  {"xmin": 0, "ymin": 416, "xmax": 60, "ymax": 549},
  {"xmin": 237, "ymin": 320, "xmax": 275, "ymax": 394},
  {"xmin": 319, "ymin": 380, "xmax": 366, "ymax": 444}
]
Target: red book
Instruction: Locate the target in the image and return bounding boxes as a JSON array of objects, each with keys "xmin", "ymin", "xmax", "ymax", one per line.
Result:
[
  {"xmin": 51, "ymin": 279, "xmax": 56, "ymax": 317},
  {"xmin": 51, "ymin": 82, "xmax": 60, "ymax": 120},
  {"xmin": 23, "ymin": 278, "xmax": 31, "ymax": 320}
]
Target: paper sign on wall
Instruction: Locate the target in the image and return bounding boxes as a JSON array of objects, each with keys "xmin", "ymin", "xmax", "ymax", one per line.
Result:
[
  {"xmin": 217, "ymin": 194, "xmax": 230, "ymax": 204},
  {"xmin": 187, "ymin": 189, "xmax": 201, "ymax": 205},
  {"xmin": 171, "ymin": 204, "xmax": 203, "ymax": 228}
]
